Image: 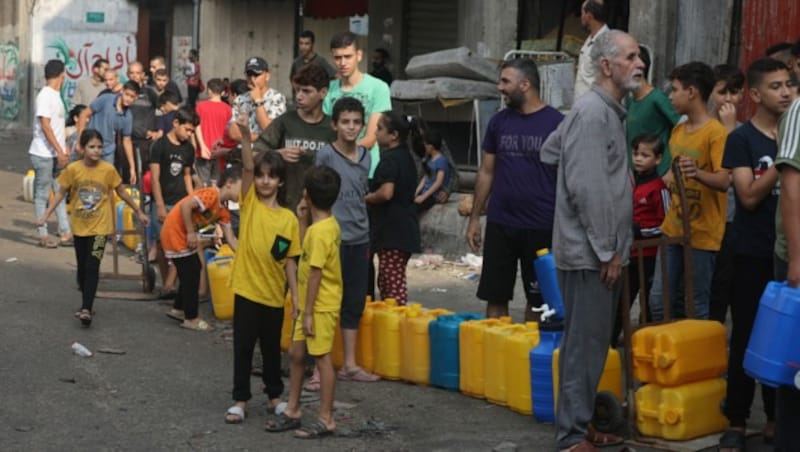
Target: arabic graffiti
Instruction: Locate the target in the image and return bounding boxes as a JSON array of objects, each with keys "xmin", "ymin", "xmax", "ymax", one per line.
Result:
[
  {"xmin": 46, "ymin": 33, "xmax": 136, "ymax": 109},
  {"xmin": 0, "ymin": 41, "xmax": 20, "ymax": 120}
]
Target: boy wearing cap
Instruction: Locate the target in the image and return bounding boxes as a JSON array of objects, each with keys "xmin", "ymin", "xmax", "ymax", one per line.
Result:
[{"xmin": 229, "ymin": 56, "xmax": 287, "ymax": 143}]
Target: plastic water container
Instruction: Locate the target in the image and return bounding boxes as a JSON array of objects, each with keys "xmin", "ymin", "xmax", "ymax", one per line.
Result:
[
  {"xmin": 429, "ymin": 313, "xmax": 484, "ymax": 391},
  {"xmin": 459, "ymin": 316, "xmax": 512, "ymax": 398},
  {"xmin": 552, "ymin": 347, "xmax": 623, "ymax": 406},
  {"xmin": 636, "ymin": 378, "xmax": 728, "ymax": 440},
  {"xmin": 531, "ymin": 326, "xmax": 563, "ymax": 423},
  {"xmin": 484, "ymin": 323, "xmax": 529, "ymax": 406},
  {"xmin": 534, "ymin": 248, "xmax": 565, "ymax": 320},
  {"xmin": 373, "ymin": 303, "xmax": 420, "ymax": 380},
  {"xmin": 332, "ymin": 317, "xmax": 344, "ymax": 369},
  {"xmin": 633, "ymin": 319, "xmax": 727, "ymax": 386},
  {"xmin": 745, "ymin": 281, "xmax": 800, "ymax": 387},
  {"xmin": 23, "ymin": 169, "xmax": 34, "ymax": 203},
  {"xmin": 400, "ymin": 308, "xmax": 452, "ymax": 385},
  {"xmin": 357, "ymin": 297, "xmax": 392, "ymax": 372},
  {"xmin": 207, "ymin": 253, "xmax": 235, "ymax": 320},
  {"xmin": 504, "ymin": 322, "xmax": 540, "ymax": 415},
  {"xmin": 280, "ymin": 293, "xmax": 294, "ymax": 351}
]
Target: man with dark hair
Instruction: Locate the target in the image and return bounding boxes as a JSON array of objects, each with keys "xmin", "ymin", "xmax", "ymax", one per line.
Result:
[
  {"xmin": 73, "ymin": 58, "xmax": 109, "ymax": 106},
  {"xmin": 229, "ymin": 56, "xmax": 287, "ymax": 143},
  {"xmin": 76, "ymin": 80, "xmax": 140, "ymax": 184},
  {"xmin": 574, "ymin": 0, "xmax": 609, "ymax": 99},
  {"xmin": 466, "ymin": 57, "xmax": 563, "ymax": 322},
  {"xmin": 767, "ymin": 42, "xmax": 794, "ymax": 65},
  {"xmin": 256, "ymin": 63, "xmax": 336, "ymax": 210},
  {"xmin": 290, "ymin": 29, "xmax": 336, "ymax": 82},
  {"xmin": 717, "ymin": 57, "xmax": 793, "ymax": 452},
  {"xmin": 149, "ymin": 55, "xmax": 183, "ymax": 103},
  {"xmin": 323, "ymin": 31, "xmax": 392, "ymax": 178},
  {"xmin": 124, "ymin": 61, "xmax": 160, "ymax": 181},
  {"xmin": 541, "ymin": 30, "xmax": 644, "ymax": 451},
  {"xmin": 370, "ymin": 48, "xmax": 393, "ymax": 85},
  {"xmin": 153, "ymin": 69, "xmax": 183, "ymax": 104},
  {"xmin": 30, "ymin": 59, "xmax": 72, "ymax": 248}
]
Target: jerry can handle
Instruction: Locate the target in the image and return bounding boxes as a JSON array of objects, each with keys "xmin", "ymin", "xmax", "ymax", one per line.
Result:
[
  {"xmin": 637, "ymin": 407, "xmax": 658, "ymax": 420},
  {"xmin": 660, "ymin": 408, "xmax": 681, "ymax": 425},
  {"xmin": 656, "ymin": 353, "xmax": 675, "ymax": 369}
]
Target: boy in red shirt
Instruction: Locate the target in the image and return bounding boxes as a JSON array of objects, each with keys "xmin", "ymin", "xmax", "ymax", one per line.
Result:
[{"xmin": 195, "ymin": 78, "xmax": 233, "ymax": 186}]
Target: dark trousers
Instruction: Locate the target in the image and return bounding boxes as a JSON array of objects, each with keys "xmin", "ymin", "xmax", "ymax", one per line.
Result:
[
  {"xmin": 612, "ymin": 254, "xmax": 655, "ymax": 345},
  {"xmin": 187, "ymin": 85, "xmax": 200, "ymax": 108},
  {"xmin": 74, "ymin": 235, "xmax": 107, "ymax": 311},
  {"xmin": 232, "ymin": 295, "xmax": 284, "ymax": 401},
  {"xmin": 773, "ymin": 255, "xmax": 800, "ymax": 449},
  {"xmin": 709, "ymin": 224, "xmax": 735, "ymax": 322},
  {"xmin": 724, "ymin": 254, "xmax": 775, "ymax": 426},
  {"xmin": 173, "ymin": 254, "xmax": 202, "ymax": 320}
]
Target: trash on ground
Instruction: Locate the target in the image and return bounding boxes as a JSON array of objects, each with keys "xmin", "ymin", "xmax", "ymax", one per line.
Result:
[
  {"xmin": 58, "ymin": 377, "xmax": 76, "ymax": 384},
  {"xmin": 460, "ymin": 253, "xmax": 483, "ymax": 268},
  {"xmin": 97, "ymin": 348, "xmax": 126, "ymax": 355},
  {"xmin": 430, "ymin": 288, "xmax": 448, "ymax": 293},
  {"xmin": 71, "ymin": 341, "xmax": 93, "ymax": 357},
  {"xmin": 5, "ymin": 257, "xmax": 18, "ymax": 263}
]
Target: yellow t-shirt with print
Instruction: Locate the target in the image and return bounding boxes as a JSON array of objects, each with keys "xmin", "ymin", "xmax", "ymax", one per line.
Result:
[
  {"xmin": 230, "ymin": 185, "xmax": 301, "ymax": 307},
  {"xmin": 298, "ymin": 216, "xmax": 342, "ymax": 313},
  {"xmin": 57, "ymin": 160, "xmax": 122, "ymax": 236},
  {"xmin": 661, "ymin": 119, "xmax": 728, "ymax": 251}
]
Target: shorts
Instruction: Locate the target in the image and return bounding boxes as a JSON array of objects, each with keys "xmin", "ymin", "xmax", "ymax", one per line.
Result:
[
  {"xmin": 293, "ymin": 310, "xmax": 338, "ymax": 356},
  {"xmin": 340, "ymin": 243, "xmax": 370, "ymax": 329},
  {"xmin": 476, "ymin": 222, "xmax": 552, "ymax": 307},
  {"xmin": 149, "ymin": 203, "xmax": 174, "ymax": 242}
]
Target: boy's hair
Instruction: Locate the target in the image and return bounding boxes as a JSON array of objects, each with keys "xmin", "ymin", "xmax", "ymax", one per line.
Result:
[
  {"xmin": 254, "ymin": 150, "xmax": 287, "ymax": 205},
  {"xmin": 292, "ymin": 64, "xmax": 330, "ymax": 91},
  {"xmin": 230, "ymin": 78, "xmax": 249, "ymax": 96},
  {"xmin": 67, "ymin": 104, "xmax": 87, "ymax": 126},
  {"xmin": 330, "ymin": 31, "xmax": 359, "ymax": 50},
  {"xmin": 332, "ymin": 97, "xmax": 365, "ymax": 123},
  {"xmin": 207, "ymin": 77, "xmax": 225, "ymax": 94},
  {"xmin": 122, "ymin": 80, "xmax": 142, "ymax": 95},
  {"xmin": 500, "ymin": 58, "xmax": 540, "ymax": 92},
  {"xmin": 380, "ymin": 111, "xmax": 425, "ymax": 158},
  {"xmin": 304, "ymin": 166, "xmax": 341, "ymax": 211},
  {"xmin": 44, "ymin": 59, "xmax": 65, "ymax": 79},
  {"xmin": 158, "ymin": 90, "xmax": 181, "ymax": 108},
  {"xmin": 669, "ymin": 62, "xmax": 715, "ymax": 102},
  {"xmin": 217, "ymin": 164, "xmax": 242, "ymax": 188},
  {"xmin": 766, "ymin": 42, "xmax": 793, "ymax": 57},
  {"xmin": 713, "ymin": 64, "xmax": 745, "ymax": 91},
  {"xmin": 583, "ymin": 0, "xmax": 607, "ymax": 23},
  {"xmin": 92, "ymin": 58, "xmax": 109, "ymax": 69},
  {"xmin": 638, "ymin": 45, "xmax": 651, "ymax": 78},
  {"xmin": 79, "ymin": 128, "xmax": 104, "ymax": 148},
  {"xmin": 632, "ymin": 132, "xmax": 664, "ymax": 157},
  {"xmin": 423, "ymin": 129, "xmax": 443, "ymax": 150},
  {"xmin": 747, "ymin": 57, "xmax": 790, "ymax": 88},
  {"xmin": 154, "ymin": 68, "xmax": 169, "ymax": 79},
  {"xmin": 173, "ymin": 107, "xmax": 200, "ymax": 126},
  {"xmin": 300, "ymin": 30, "xmax": 316, "ymax": 43}
]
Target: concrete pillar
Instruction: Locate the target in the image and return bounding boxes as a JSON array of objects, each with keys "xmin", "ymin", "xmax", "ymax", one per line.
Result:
[
  {"xmin": 674, "ymin": 0, "xmax": 734, "ymax": 67},
  {"xmin": 458, "ymin": 0, "xmax": 517, "ymax": 62}
]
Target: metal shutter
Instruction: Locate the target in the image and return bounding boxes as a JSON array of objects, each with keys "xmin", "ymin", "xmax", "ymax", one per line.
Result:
[{"xmin": 404, "ymin": 0, "xmax": 460, "ymax": 60}]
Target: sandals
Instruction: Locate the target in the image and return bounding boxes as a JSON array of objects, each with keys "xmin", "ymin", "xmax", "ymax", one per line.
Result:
[
  {"xmin": 76, "ymin": 309, "xmax": 93, "ymax": 327},
  {"xmin": 586, "ymin": 424, "xmax": 623, "ymax": 447},
  {"xmin": 38, "ymin": 237, "xmax": 59, "ymax": 248},
  {"xmin": 59, "ymin": 235, "xmax": 73, "ymax": 247},
  {"xmin": 180, "ymin": 320, "xmax": 214, "ymax": 332},
  {"xmin": 719, "ymin": 429, "xmax": 746, "ymax": 451},
  {"xmin": 158, "ymin": 288, "xmax": 178, "ymax": 300},
  {"xmin": 337, "ymin": 367, "xmax": 380, "ymax": 382},
  {"xmin": 224, "ymin": 405, "xmax": 246, "ymax": 424},
  {"xmin": 265, "ymin": 413, "xmax": 302, "ymax": 432},
  {"xmin": 166, "ymin": 309, "xmax": 185, "ymax": 322},
  {"xmin": 294, "ymin": 419, "xmax": 335, "ymax": 439},
  {"xmin": 303, "ymin": 374, "xmax": 321, "ymax": 392}
]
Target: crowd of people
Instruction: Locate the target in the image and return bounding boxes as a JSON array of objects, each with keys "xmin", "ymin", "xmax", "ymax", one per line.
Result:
[{"xmin": 26, "ymin": 0, "xmax": 800, "ymax": 448}]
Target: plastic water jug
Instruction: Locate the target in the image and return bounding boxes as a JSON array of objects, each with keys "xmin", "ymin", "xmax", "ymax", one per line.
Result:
[
  {"xmin": 23, "ymin": 169, "xmax": 34, "ymax": 203},
  {"xmin": 459, "ymin": 316, "xmax": 512, "ymax": 398},
  {"xmin": 633, "ymin": 319, "xmax": 727, "ymax": 386},
  {"xmin": 206, "ymin": 253, "xmax": 234, "ymax": 320},
  {"xmin": 533, "ymin": 248, "xmax": 565, "ymax": 321},
  {"xmin": 374, "ymin": 303, "xmax": 420, "ymax": 380},
  {"xmin": 280, "ymin": 293, "xmax": 294, "ymax": 351},
  {"xmin": 552, "ymin": 348, "xmax": 623, "ymax": 407},
  {"xmin": 636, "ymin": 378, "xmax": 728, "ymax": 440},
  {"xmin": 504, "ymin": 322, "xmax": 540, "ymax": 415},
  {"xmin": 400, "ymin": 308, "xmax": 452, "ymax": 385},
  {"xmin": 429, "ymin": 313, "xmax": 484, "ymax": 391},
  {"xmin": 484, "ymin": 324, "xmax": 529, "ymax": 406},
  {"xmin": 356, "ymin": 297, "xmax": 392, "ymax": 372},
  {"xmin": 332, "ymin": 317, "xmax": 344, "ymax": 369},
  {"xmin": 745, "ymin": 281, "xmax": 800, "ymax": 387},
  {"xmin": 531, "ymin": 326, "xmax": 562, "ymax": 423}
]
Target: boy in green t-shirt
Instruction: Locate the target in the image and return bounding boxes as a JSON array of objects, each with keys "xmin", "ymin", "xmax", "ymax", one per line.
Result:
[{"xmin": 266, "ymin": 166, "xmax": 342, "ymax": 439}]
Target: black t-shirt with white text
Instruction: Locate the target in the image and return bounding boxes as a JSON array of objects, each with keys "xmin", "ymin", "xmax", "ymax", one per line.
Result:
[{"xmin": 149, "ymin": 135, "xmax": 194, "ymax": 206}]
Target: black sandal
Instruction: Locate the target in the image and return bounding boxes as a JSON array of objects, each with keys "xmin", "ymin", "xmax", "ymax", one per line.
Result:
[
  {"xmin": 293, "ymin": 419, "xmax": 335, "ymax": 439},
  {"xmin": 264, "ymin": 413, "xmax": 301, "ymax": 432},
  {"xmin": 719, "ymin": 429, "xmax": 746, "ymax": 451}
]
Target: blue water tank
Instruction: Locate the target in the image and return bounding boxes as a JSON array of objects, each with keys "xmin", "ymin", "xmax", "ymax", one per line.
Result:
[
  {"xmin": 531, "ymin": 326, "xmax": 563, "ymax": 423},
  {"xmin": 534, "ymin": 249, "xmax": 565, "ymax": 320}
]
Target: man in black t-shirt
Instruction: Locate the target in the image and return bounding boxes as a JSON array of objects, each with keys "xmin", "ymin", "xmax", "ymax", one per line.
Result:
[
  {"xmin": 717, "ymin": 58, "xmax": 793, "ymax": 450},
  {"xmin": 149, "ymin": 108, "xmax": 198, "ymax": 295}
]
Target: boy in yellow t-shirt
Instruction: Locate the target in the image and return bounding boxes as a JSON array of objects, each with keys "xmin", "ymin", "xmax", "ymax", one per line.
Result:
[
  {"xmin": 648, "ymin": 62, "xmax": 730, "ymax": 321},
  {"xmin": 224, "ymin": 119, "xmax": 300, "ymax": 425},
  {"xmin": 266, "ymin": 166, "xmax": 342, "ymax": 439}
]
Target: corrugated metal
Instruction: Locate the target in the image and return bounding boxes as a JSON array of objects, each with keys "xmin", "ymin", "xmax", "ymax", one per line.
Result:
[
  {"xmin": 738, "ymin": 0, "xmax": 800, "ymax": 116},
  {"xmin": 405, "ymin": 0, "xmax": 459, "ymax": 59}
]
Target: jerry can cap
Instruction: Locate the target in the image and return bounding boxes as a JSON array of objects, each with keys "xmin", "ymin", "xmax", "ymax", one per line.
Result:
[{"xmin": 536, "ymin": 248, "xmax": 550, "ymax": 257}]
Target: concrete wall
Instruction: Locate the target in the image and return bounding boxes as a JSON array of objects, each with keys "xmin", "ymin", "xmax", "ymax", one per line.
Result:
[
  {"xmin": 458, "ymin": 0, "xmax": 517, "ymax": 63},
  {"xmin": 0, "ymin": 0, "xmax": 29, "ymax": 126},
  {"xmin": 367, "ymin": 0, "xmax": 404, "ymax": 77}
]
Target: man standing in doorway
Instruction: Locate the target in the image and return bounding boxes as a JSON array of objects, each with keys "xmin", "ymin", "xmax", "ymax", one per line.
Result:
[
  {"xmin": 290, "ymin": 30, "xmax": 337, "ymax": 82},
  {"xmin": 72, "ymin": 58, "xmax": 108, "ymax": 107},
  {"xmin": 541, "ymin": 30, "xmax": 644, "ymax": 451},
  {"xmin": 125, "ymin": 61, "xmax": 159, "ymax": 181},
  {"xmin": 573, "ymin": 0, "xmax": 609, "ymax": 100},
  {"xmin": 465, "ymin": 58, "xmax": 564, "ymax": 321},
  {"xmin": 149, "ymin": 55, "xmax": 183, "ymax": 104}
]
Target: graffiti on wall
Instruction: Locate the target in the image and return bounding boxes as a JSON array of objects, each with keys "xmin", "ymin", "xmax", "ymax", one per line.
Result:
[
  {"xmin": 0, "ymin": 42, "xmax": 20, "ymax": 120},
  {"xmin": 45, "ymin": 34, "xmax": 136, "ymax": 109}
]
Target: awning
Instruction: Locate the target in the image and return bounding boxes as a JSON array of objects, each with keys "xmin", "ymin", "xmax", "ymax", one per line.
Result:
[{"xmin": 304, "ymin": 0, "xmax": 368, "ymax": 19}]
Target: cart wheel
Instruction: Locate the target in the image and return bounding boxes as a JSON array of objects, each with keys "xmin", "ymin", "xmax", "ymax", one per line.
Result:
[
  {"xmin": 143, "ymin": 262, "xmax": 156, "ymax": 293},
  {"xmin": 593, "ymin": 390, "xmax": 625, "ymax": 433}
]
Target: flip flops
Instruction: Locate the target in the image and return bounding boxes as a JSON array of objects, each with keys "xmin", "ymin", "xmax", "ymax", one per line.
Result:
[
  {"xmin": 76, "ymin": 309, "xmax": 92, "ymax": 327},
  {"xmin": 293, "ymin": 419, "xmax": 335, "ymax": 439},
  {"xmin": 38, "ymin": 237, "xmax": 59, "ymax": 248},
  {"xmin": 180, "ymin": 319, "xmax": 214, "ymax": 332},
  {"xmin": 265, "ymin": 413, "xmax": 302, "ymax": 432},
  {"xmin": 224, "ymin": 405, "xmax": 246, "ymax": 424},
  {"xmin": 337, "ymin": 367, "xmax": 380, "ymax": 382},
  {"xmin": 586, "ymin": 425, "xmax": 623, "ymax": 447},
  {"xmin": 166, "ymin": 309, "xmax": 185, "ymax": 322}
]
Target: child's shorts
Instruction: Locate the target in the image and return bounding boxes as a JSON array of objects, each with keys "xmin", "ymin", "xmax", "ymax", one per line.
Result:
[{"xmin": 293, "ymin": 310, "xmax": 338, "ymax": 356}]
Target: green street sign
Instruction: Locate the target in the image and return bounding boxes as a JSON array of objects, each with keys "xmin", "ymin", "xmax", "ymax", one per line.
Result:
[{"xmin": 86, "ymin": 12, "xmax": 105, "ymax": 24}]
